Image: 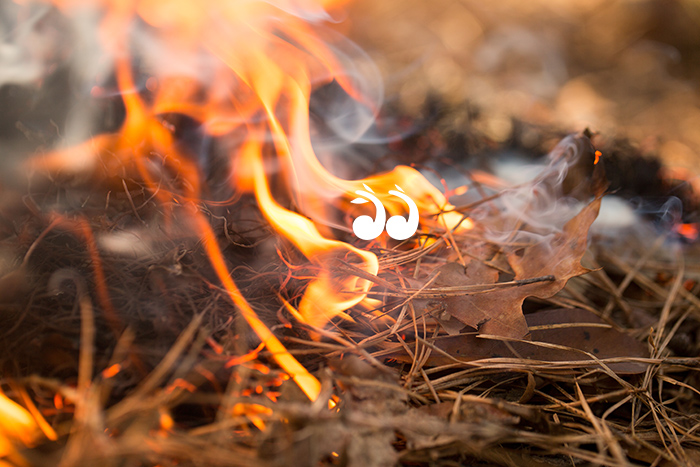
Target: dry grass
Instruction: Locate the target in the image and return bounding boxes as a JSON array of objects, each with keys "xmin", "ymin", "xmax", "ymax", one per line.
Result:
[{"xmin": 0, "ymin": 133, "xmax": 699, "ymax": 467}]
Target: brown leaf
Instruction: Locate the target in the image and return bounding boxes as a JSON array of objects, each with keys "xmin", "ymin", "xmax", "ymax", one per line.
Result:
[
  {"xmin": 424, "ymin": 165, "xmax": 606, "ymax": 338},
  {"xmin": 504, "ymin": 195, "xmax": 601, "ymax": 298},
  {"xmin": 390, "ymin": 308, "xmax": 649, "ymax": 374},
  {"xmin": 431, "ymin": 260, "xmax": 531, "ymax": 338}
]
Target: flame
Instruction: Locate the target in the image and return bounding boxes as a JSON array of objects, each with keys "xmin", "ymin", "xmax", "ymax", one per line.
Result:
[
  {"xmin": 239, "ymin": 140, "xmax": 378, "ymax": 328},
  {"xmin": 23, "ymin": 0, "xmax": 472, "ymax": 412},
  {"xmin": 0, "ymin": 393, "xmax": 36, "ymax": 452},
  {"xmin": 0, "ymin": 391, "xmax": 48, "ymax": 462}
]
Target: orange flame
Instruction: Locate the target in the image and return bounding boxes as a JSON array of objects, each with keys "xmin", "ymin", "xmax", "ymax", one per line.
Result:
[
  {"xmin": 23, "ymin": 0, "xmax": 472, "ymax": 407},
  {"xmin": 0, "ymin": 391, "xmax": 56, "ymax": 462},
  {"xmin": 0, "ymin": 393, "xmax": 37, "ymax": 455}
]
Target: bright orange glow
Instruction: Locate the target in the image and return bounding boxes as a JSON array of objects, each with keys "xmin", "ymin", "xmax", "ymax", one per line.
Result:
[
  {"xmin": 225, "ymin": 343, "xmax": 265, "ymax": 368},
  {"xmin": 329, "ymin": 395, "xmax": 339, "ymax": 409},
  {"xmin": 53, "ymin": 394, "xmax": 63, "ymax": 411},
  {"xmin": 165, "ymin": 378, "xmax": 197, "ymax": 394},
  {"xmin": 676, "ymin": 223, "xmax": 699, "ymax": 241},
  {"xmin": 0, "ymin": 392, "xmax": 41, "ymax": 459},
  {"xmin": 18, "ymin": 389, "xmax": 58, "ymax": 442},
  {"xmin": 102, "ymin": 363, "xmax": 122, "ymax": 379},
  {"xmin": 594, "ymin": 150, "xmax": 602, "ymax": 165},
  {"xmin": 159, "ymin": 410, "xmax": 175, "ymax": 431},
  {"xmin": 232, "ymin": 403, "xmax": 273, "ymax": 431}
]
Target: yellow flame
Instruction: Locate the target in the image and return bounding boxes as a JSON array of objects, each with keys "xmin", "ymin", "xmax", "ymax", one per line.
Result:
[{"xmin": 0, "ymin": 392, "xmax": 43, "ymax": 462}]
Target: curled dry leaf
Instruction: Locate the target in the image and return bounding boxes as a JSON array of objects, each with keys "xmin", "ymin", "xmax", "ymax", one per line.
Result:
[{"xmin": 420, "ymin": 158, "xmax": 607, "ymax": 339}]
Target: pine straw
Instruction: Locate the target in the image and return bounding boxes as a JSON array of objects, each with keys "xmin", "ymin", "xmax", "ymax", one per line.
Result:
[{"xmin": 1, "ymin": 168, "xmax": 700, "ymax": 467}]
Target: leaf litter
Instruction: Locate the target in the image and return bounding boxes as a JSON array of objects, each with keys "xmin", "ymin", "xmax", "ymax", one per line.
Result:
[{"xmin": 1, "ymin": 132, "xmax": 700, "ymax": 466}]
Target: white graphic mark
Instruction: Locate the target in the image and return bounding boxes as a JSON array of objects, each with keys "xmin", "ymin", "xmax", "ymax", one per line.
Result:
[{"xmin": 351, "ymin": 184, "xmax": 419, "ymax": 240}]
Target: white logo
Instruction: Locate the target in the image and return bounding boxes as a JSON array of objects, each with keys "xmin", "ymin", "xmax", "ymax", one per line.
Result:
[{"xmin": 351, "ymin": 184, "xmax": 419, "ymax": 240}]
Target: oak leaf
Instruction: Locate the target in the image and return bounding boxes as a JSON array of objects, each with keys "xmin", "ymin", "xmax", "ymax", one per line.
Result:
[{"xmin": 426, "ymin": 161, "xmax": 606, "ymax": 338}]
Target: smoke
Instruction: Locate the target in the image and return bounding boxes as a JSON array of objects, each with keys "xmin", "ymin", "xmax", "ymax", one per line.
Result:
[
  {"xmin": 466, "ymin": 134, "xmax": 592, "ymax": 246},
  {"xmin": 628, "ymin": 196, "xmax": 683, "ymax": 229},
  {"xmin": 0, "ymin": 2, "xmax": 65, "ymax": 87}
]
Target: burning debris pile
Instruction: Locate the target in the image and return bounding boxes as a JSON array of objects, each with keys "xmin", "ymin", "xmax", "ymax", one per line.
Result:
[{"xmin": 0, "ymin": 0, "xmax": 699, "ymax": 466}]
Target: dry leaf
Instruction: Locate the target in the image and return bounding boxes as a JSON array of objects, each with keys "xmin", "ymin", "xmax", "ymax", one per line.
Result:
[
  {"xmin": 392, "ymin": 308, "xmax": 649, "ymax": 374},
  {"xmin": 422, "ymin": 158, "xmax": 606, "ymax": 338}
]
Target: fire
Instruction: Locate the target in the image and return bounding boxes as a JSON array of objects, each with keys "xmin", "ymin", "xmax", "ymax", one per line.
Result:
[
  {"xmin": 0, "ymin": 392, "xmax": 46, "ymax": 460},
  {"xmin": 6, "ymin": 0, "xmax": 473, "ymax": 452}
]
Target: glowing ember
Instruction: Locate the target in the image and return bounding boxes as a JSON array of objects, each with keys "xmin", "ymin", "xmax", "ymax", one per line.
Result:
[
  {"xmin": 676, "ymin": 223, "xmax": 699, "ymax": 241},
  {"xmin": 232, "ymin": 403, "xmax": 272, "ymax": 431},
  {"xmin": 101, "ymin": 363, "xmax": 122, "ymax": 379}
]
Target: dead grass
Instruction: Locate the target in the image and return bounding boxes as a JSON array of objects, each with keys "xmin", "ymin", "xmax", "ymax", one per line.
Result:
[{"xmin": 1, "ymin": 137, "xmax": 699, "ymax": 467}]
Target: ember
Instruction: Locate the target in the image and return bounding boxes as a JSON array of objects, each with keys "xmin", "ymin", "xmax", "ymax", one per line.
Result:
[{"xmin": 1, "ymin": 0, "xmax": 700, "ymax": 466}]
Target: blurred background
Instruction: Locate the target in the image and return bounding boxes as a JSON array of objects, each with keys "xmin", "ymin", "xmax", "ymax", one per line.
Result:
[
  {"xmin": 2, "ymin": 0, "xmax": 700, "ymax": 201},
  {"xmin": 339, "ymin": 0, "xmax": 700, "ymax": 177}
]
